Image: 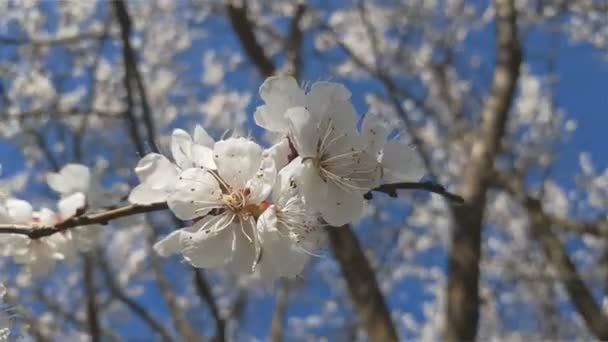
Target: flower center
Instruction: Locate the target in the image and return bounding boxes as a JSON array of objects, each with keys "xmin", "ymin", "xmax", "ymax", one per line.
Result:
[{"xmin": 221, "ymin": 188, "xmax": 250, "ymax": 212}]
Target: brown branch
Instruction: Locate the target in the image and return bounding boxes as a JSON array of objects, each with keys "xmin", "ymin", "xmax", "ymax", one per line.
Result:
[
  {"xmin": 365, "ymin": 181, "xmax": 465, "ymax": 204},
  {"xmin": 328, "ymin": 226, "xmax": 399, "ymax": 342},
  {"xmin": 226, "ymin": 3, "xmax": 276, "ymax": 77},
  {"xmin": 269, "ymin": 282, "xmax": 289, "ymax": 342},
  {"xmin": 193, "ymin": 268, "xmax": 225, "ymax": 342},
  {"xmin": 113, "ymin": 0, "xmax": 159, "ymax": 154},
  {"xmin": 0, "ymin": 202, "xmax": 168, "ymax": 239},
  {"xmin": 445, "ymin": 0, "xmax": 521, "ymax": 340},
  {"xmin": 83, "ymin": 255, "xmax": 102, "ymax": 342},
  {"xmin": 98, "ymin": 254, "xmax": 173, "ymax": 342},
  {"xmin": 498, "ymin": 173, "xmax": 608, "ymax": 340},
  {"xmin": 147, "ymin": 226, "xmax": 199, "ymax": 342},
  {"xmin": 285, "ymin": 4, "xmax": 306, "ymax": 80}
]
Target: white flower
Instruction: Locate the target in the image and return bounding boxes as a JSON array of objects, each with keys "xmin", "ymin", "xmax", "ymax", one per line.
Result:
[
  {"xmin": 0, "ymin": 283, "xmax": 10, "ymax": 341},
  {"xmin": 286, "ymin": 106, "xmax": 381, "ymax": 226},
  {"xmin": 46, "ymin": 164, "xmax": 103, "ymax": 252},
  {"xmin": 47, "ymin": 164, "xmax": 90, "ymax": 218},
  {"xmin": 0, "ymin": 199, "xmax": 67, "ymax": 277},
  {"xmin": 255, "ymin": 76, "xmax": 383, "ymax": 225},
  {"xmin": 256, "ymin": 160, "xmax": 324, "ymax": 286},
  {"xmin": 154, "ymin": 137, "xmax": 276, "ymax": 274},
  {"xmin": 129, "ymin": 126, "xmax": 215, "ymax": 205}
]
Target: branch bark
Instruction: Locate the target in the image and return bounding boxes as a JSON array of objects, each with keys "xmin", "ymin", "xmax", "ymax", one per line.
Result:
[
  {"xmin": 225, "ymin": 3, "xmax": 276, "ymax": 77},
  {"xmin": 446, "ymin": 0, "xmax": 521, "ymax": 340},
  {"xmin": 497, "ymin": 172, "xmax": 608, "ymax": 340},
  {"xmin": 328, "ymin": 226, "xmax": 399, "ymax": 342}
]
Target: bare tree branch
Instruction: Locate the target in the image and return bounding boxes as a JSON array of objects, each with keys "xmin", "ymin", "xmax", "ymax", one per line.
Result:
[
  {"xmin": 328, "ymin": 226, "xmax": 399, "ymax": 342},
  {"xmin": 446, "ymin": 0, "xmax": 521, "ymax": 340},
  {"xmin": 193, "ymin": 268, "xmax": 225, "ymax": 342},
  {"xmin": 496, "ymin": 172, "xmax": 608, "ymax": 339},
  {"xmin": 365, "ymin": 181, "xmax": 465, "ymax": 204},
  {"xmin": 269, "ymin": 282, "xmax": 289, "ymax": 342},
  {"xmin": 98, "ymin": 255, "xmax": 173, "ymax": 342},
  {"xmin": 113, "ymin": 0, "xmax": 159, "ymax": 154},
  {"xmin": 83, "ymin": 255, "xmax": 101, "ymax": 342},
  {"xmin": 0, "ymin": 202, "xmax": 168, "ymax": 239},
  {"xmin": 225, "ymin": 3, "xmax": 276, "ymax": 77},
  {"xmin": 285, "ymin": 3, "xmax": 307, "ymax": 80}
]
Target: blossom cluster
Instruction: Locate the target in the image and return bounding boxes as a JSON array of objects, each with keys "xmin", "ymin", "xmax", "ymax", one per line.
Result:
[
  {"xmin": 0, "ymin": 76, "xmax": 423, "ymax": 284},
  {"xmin": 0, "ymin": 164, "xmax": 102, "ymax": 276},
  {"xmin": 132, "ymin": 76, "xmax": 424, "ymax": 284}
]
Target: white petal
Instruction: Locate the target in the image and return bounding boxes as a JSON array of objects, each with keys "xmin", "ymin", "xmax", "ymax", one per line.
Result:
[
  {"xmin": 134, "ymin": 153, "xmax": 178, "ymax": 186},
  {"xmin": 5, "ymin": 199, "xmax": 33, "ymax": 224},
  {"xmin": 33, "ymin": 208, "xmax": 56, "ymax": 226},
  {"xmin": 306, "ymin": 81, "xmax": 351, "ymax": 120},
  {"xmin": 171, "ymin": 129, "xmax": 194, "ymax": 169},
  {"xmin": 179, "ymin": 221, "xmax": 235, "ymax": 268},
  {"xmin": 214, "ymin": 138, "xmax": 263, "ymax": 189},
  {"xmin": 255, "ymin": 76, "xmax": 306, "ymax": 132},
  {"xmin": 246, "ymin": 156, "xmax": 276, "ymax": 204},
  {"xmin": 227, "ymin": 220, "xmax": 258, "ymax": 274},
  {"xmin": 293, "ymin": 161, "xmax": 328, "ymax": 212},
  {"xmin": 285, "ymin": 107, "xmax": 319, "ymax": 158},
  {"xmin": 264, "ymin": 137, "xmax": 292, "ymax": 171},
  {"xmin": 191, "ymin": 144, "xmax": 217, "ymax": 170},
  {"xmin": 318, "ymin": 181, "xmax": 364, "ymax": 226},
  {"xmin": 257, "ymin": 207, "xmax": 310, "ymax": 284},
  {"xmin": 193, "ymin": 125, "xmax": 215, "ymax": 148},
  {"xmin": 271, "ymin": 157, "xmax": 301, "ymax": 206},
  {"xmin": 154, "ymin": 229, "xmax": 184, "ymax": 257},
  {"xmin": 47, "ymin": 164, "xmax": 91, "ymax": 195},
  {"xmin": 58, "ymin": 192, "xmax": 86, "ymax": 219},
  {"xmin": 382, "ymin": 141, "xmax": 425, "ymax": 183},
  {"xmin": 361, "ymin": 114, "xmax": 390, "ymax": 157},
  {"xmin": 128, "ymin": 185, "xmax": 170, "ymax": 205},
  {"xmin": 167, "ymin": 168, "xmax": 222, "ymax": 220}
]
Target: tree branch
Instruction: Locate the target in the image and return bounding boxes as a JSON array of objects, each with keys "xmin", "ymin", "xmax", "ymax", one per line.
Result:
[
  {"xmin": 113, "ymin": 0, "xmax": 159, "ymax": 154},
  {"xmin": 446, "ymin": 0, "xmax": 521, "ymax": 340},
  {"xmin": 365, "ymin": 181, "xmax": 464, "ymax": 204},
  {"xmin": 497, "ymin": 172, "xmax": 608, "ymax": 340},
  {"xmin": 193, "ymin": 268, "xmax": 225, "ymax": 342},
  {"xmin": 98, "ymin": 255, "xmax": 173, "ymax": 341},
  {"xmin": 0, "ymin": 202, "xmax": 168, "ymax": 239},
  {"xmin": 285, "ymin": 3, "xmax": 306, "ymax": 80},
  {"xmin": 83, "ymin": 255, "xmax": 101, "ymax": 342},
  {"xmin": 328, "ymin": 226, "xmax": 399, "ymax": 342},
  {"xmin": 225, "ymin": 3, "xmax": 276, "ymax": 77}
]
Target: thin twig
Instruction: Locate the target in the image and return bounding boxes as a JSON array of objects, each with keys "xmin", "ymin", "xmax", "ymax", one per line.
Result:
[{"xmin": 365, "ymin": 181, "xmax": 464, "ymax": 204}]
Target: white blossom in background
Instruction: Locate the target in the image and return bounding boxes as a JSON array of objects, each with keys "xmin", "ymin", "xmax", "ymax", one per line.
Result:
[
  {"xmin": 0, "ymin": 199, "xmax": 67, "ymax": 277},
  {"xmin": 0, "ymin": 283, "xmax": 9, "ymax": 342}
]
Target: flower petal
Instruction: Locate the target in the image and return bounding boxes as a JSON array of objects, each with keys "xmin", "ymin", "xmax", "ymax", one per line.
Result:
[
  {"xmin": 179, "ymin": 219, "xmax": 235, "ymax": 268},
  {"xmin": 318, "ymin": 181, "xmax": 364, "ymax": 226},
  {"xmin": 47, "ymin": 164, "xmax": 91, "ymax": 195},
  {"xmin": 293, "ymin": 161, "xmax": 328, "ymax": 212},
  {"xmin": 58, "ymin": 192, "xmax": 86, "ymax": 219},
  {"xmin": 193, "ymin": 125, "xmax": 215, "ymax": 148},
  {"xmin": 306, "ymin": 81, "xmax": 351, "ymax": 120},
  {"xmin": 382, "ymin": 140, "xmax": 425, "ymax": 183},
  {"xmin": 167, "ymin": 168, "xmax": 222, "ymax": 220},
  {"xmin": 246, "ymin": 156, "xmax": 276, "ymax": 204},
  {"xmin": 214, "ymin": 138, "xmax": 263, "ymax": 189},
  {"xmin": 5, "ymin": 199, "xmax": 33, "ymax": 224},
  {"xmin": 255, "ymin": 76, "xmax": 306, "ymax": 132},
  {"xmin": 226, "ymin": 220, "xmax": 258, "ymax": 274},
  {"xmin": 171, "ymin": 129, "xmax": 195, "ymax": 169},
  {"xmin": 285, "ymin": 107, "xmax": 319, "ymax": 158},
  {"xmin": 257, "ymin": 207, "xmax": 310, "ymax": 285}
]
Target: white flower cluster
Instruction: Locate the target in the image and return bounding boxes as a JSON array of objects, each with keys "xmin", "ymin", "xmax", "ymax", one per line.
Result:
[
  {"xmin": 0, "ymin": 164, "xmax": 101, "ymax": 277},
  {"xmin": 132, "ymin": 76, "xmax": 424, "ymax": 284}
]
